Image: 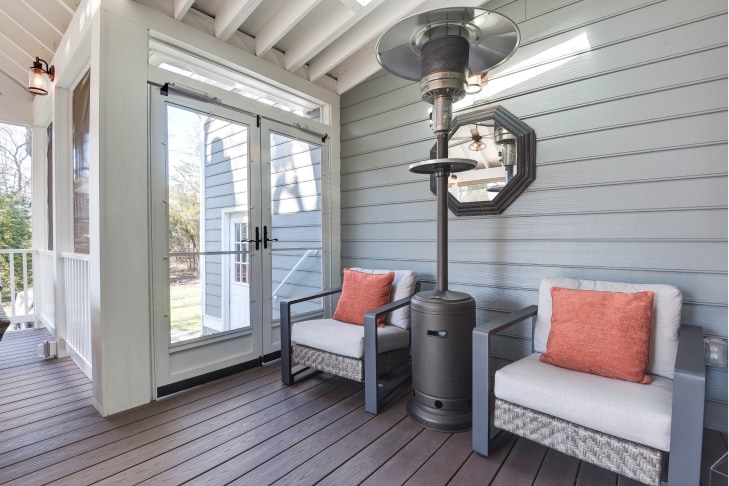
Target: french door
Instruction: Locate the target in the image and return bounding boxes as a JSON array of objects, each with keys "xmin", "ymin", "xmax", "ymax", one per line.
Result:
[{"xmin": 150, "ymin": 88, "xmax": 326, "ymax": 393}]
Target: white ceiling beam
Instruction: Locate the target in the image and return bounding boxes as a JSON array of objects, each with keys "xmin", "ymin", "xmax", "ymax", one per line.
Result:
[
  {"xmin": 0, "ymin": 2, "xmax": 62, "ymax": 53},
  {"xmin": 173, "ymin": 0, "xmax": 195, "ymax": 20},
  {"xmin": 308, "ymin": 0, "xmax": 427, "ymax": 82},
  {"xmin": 255, "ymin": 0, "xmax": 322, "ymax": 57},
  {"xmin": 215, "ymin": 0, "xmax": 264, "ymax": 41},
  {"xmin": 284, "ymin": 0, "xmax": 387, "ymax": 73}
]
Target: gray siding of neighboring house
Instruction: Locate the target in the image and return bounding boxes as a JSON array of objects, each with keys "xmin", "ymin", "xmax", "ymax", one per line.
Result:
[
  {"xmin": 203, "ymin": 118, "xmax": 249, "ymax": 319},
  {"xmin": 203, "ymin": 124, "xmax": 324, "ymax": 321},
  {"xmin": 340, "ymin": 0, "xmax": 728, "ymax": 430},
  {"xmin": 269, "ymin": 133, "xmax": 324, "ymax": 320}
]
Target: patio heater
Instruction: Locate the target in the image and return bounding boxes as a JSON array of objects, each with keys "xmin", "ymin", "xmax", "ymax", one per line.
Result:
[{"xmin": 377, "ymin": 8, "xmax": 519, "ymax": 431}]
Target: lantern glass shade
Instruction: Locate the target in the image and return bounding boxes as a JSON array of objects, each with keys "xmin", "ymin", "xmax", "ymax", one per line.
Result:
[{"xmin": 28, "ymin": 66, "xmax": 48, "ymax": 95}]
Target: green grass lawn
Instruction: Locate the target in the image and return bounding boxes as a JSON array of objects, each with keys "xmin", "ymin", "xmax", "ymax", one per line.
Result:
[{"xmin": 170, "ymin": 281, "xmax": 201, "ymax": 334}]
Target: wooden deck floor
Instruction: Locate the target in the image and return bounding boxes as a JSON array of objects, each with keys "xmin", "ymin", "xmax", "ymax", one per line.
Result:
[{"xmin": 0, "ymin": 327, "xmax": 726, "ymax": 486}]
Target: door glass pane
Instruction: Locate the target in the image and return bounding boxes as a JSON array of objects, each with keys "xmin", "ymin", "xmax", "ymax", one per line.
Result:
[
  {"xmin": 167, "ymin": 105, "xmax": 252, "ymax": 341},
  {"xmin": 167, "ymin": 105, "xmax": 202, "ymax": 342},
  {"xmin": 269, "ymin": 132, "xmax": 323, "ymax": 321}
]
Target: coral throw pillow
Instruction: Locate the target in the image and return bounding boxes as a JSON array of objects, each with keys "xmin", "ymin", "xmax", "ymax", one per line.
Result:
[
  {"xmin": 540, "ymin": 287, "xmax": 655, "ymax": 384},
  {"xmin": 333, "ymin": 268, "xmax": 395, "ymax": 326}
]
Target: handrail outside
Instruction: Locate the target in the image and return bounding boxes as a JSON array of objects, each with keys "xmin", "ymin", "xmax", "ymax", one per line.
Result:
[
  {"xmin": 271, "ymin": 249, "xmax": 319, "ymax": 302},
  {"xmin": 0, "ymin": 249, "xmax": 35, "ymax": 325}
]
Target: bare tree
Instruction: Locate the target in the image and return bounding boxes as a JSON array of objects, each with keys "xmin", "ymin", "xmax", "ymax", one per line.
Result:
[
  {"xmin": 0, "ymin": 124, "xmax": 32, "ymax": 198},
  {"xmin": 0, "ymin": 123, "xmax": 33, "ymax": 304}
]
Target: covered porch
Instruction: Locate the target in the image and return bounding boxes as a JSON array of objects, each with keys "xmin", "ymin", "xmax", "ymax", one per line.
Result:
[
  {"xmin": 0, "ymin": 0, "xmax": 726, "ymax": 483},
  {"xmin": 0, "ymin": 327, "xmax": 726, "ymax": 485}
]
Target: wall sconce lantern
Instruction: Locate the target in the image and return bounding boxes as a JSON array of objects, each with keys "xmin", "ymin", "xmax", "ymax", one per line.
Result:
[{"xmin": 28, "ymin": 57, "xmax": 55, "ymax": 95}]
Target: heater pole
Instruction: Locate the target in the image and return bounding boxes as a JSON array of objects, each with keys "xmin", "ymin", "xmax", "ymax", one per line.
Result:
[{"xmin": 436, "ymin": 132, "xmax": 449, "ymax": 292}]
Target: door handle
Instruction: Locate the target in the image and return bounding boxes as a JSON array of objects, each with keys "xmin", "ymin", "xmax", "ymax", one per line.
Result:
[
  {"xmin": 263, "ymin": 225, "xmax": 278, "ymax": 249},
  {"xmin": 245, "ymin": 226, "xmax": 261, "ymax": 251}
]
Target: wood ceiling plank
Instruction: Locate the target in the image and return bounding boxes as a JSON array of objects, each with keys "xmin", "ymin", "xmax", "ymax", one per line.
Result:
[
  {"xmin": 53, "ymin": 0, "xmax": 77, "ymax": 16},
  {"xmin": 215, "ymin": 0, "xmax": 264, "ymax": 41},
  {"xmin": 0, "ymin": 1, "xmax": 63, "ymax": 52},
  {"xmin": 282, "ymin": 3, "xmax": 354, "ymax": 73},
  {"xmin": 0, "ymin": 10, "xmax": 53, "ymax": 62},
  {"xmin": 173, "ymin": 0, "xmax": 195, "ymax": 20},
  {"xmin": 255, "ymin": 0, "xmax": 322, "ymax": 57},
  {"xmin": 283, "ymin": 0, "xmax": 393, "ymax": 73},
  {"xmin": 0, "ymin": 49, "xmax": 32, "ymax": 90},
  {"xmin": 308, "ymin": 0, "xmax": 427, "ymax": 82},
  {"xmin": 22, "ymin": 0, "xmax": 73, "ymax": 36}
]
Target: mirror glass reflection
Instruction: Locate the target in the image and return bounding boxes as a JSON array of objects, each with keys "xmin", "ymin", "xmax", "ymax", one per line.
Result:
[
  {"xmin": 428, "ymin": 105, "xmax": 536, "ymax": 216},
  {"xmin": 446, "ymin": 123, "xmax": 517, "ymax": 204}
]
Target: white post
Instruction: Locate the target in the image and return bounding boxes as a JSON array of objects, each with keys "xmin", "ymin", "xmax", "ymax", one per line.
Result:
[{"xmin": 52, "ymin": 88, "xmax": 72, "ymax": 358}]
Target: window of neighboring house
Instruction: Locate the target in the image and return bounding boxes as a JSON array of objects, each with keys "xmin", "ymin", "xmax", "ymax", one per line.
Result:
[{"xmin": 72, "ymin": 71, "xmax": 90, "ymax": 254}]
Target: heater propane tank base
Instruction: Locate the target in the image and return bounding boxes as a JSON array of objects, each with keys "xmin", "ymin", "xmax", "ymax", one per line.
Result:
[{"xmin": 407, "ymin": 290, "xmax": 476, "ymax": 432}]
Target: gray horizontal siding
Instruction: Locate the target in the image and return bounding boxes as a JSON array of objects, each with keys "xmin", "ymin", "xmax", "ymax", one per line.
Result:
[{"xmin": 340, "ymin": 0, "xmax": 728, "ymax": 430}]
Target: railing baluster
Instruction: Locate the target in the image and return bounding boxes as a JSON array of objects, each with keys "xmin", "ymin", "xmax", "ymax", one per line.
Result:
[
  {"xmin": 57, "ymin": 252, "xmax": 91, "ymax": 367},
  {"xmin": 9, "ymin": 252, "xmax": 15, "ymax": 317},
  {"xmin": 22, "ymin": 252, "xmax": 29, "ymax": 317}
]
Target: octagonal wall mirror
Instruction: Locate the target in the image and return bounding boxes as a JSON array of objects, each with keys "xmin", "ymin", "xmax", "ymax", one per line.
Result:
[{"xmin": 429, "ymin": 105, "xmax": 536, "ymax": 216}]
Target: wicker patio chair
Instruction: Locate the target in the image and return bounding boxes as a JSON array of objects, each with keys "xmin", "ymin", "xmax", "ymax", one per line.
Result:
[
  {"xmin": 280, "ymin": 268, "xmax": 418, "ymax": 414},
  {"xmin": 0, "ymin": 300, "xmax": 10, "ymax": 341},
  {"xmin": 473, "ymin": 277, "xmax": 705, "ymax": 486}
]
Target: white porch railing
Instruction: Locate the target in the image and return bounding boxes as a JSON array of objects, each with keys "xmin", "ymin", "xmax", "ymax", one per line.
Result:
[
  {"xmin": 1, "ymin": 248, "xmax": 93, "ymax": 378},
  {"xmin": 60, "ymin": 252, "xmax": 92, "ymax": 375},
  {"xmin": 0, "ymin": 249, "xmax": 36, "ymax": 326}
]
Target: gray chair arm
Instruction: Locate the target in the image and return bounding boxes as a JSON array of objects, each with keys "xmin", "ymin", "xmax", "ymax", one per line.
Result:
[
  {"xmin": 667, "ymin": 324, "xmax": 706, "ymax": 486},
  {"xmin": 472, "ymin": 305, "xmax": 538, "ymax": 456},
  {"xmin": 280, "ymin": 287, "xmax": 343, "ymax": 385},
  {"xmin": 363, "ymin": 295, "xmax": 416, "ymax": 414}
]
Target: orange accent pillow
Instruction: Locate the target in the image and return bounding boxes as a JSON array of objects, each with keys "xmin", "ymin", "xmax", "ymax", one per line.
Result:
[
  {"xmin": 540, "ymin": 287, "xmax": 655, "ymax": 384},
  {"xmin": 333, "ymin": 268, "xmax": 395, "ymax": 327}
]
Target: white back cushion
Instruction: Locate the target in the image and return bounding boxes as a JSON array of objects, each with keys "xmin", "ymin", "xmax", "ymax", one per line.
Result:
[
  {"xmin": 349, "ymin": 268, "xmax": 417, "ymax": 329},
  {"xmin": 533, "ymin": 277, "xmax": 682, "ymax": 380}
]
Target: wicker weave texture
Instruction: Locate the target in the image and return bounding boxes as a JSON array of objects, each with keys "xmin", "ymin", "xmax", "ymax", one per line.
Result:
[
  {"xmin": 494, "ymin": 398, "xmax": 663, "ymax": 486},
  {"xmin": 292, "ymin": 345, "xmax": 410, "ymax": 382}
]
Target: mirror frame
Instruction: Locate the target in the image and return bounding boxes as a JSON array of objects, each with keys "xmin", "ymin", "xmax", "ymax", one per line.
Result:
[{"xmin": 429, "ymin": 105, "xmax": 536, "ymax": 216}]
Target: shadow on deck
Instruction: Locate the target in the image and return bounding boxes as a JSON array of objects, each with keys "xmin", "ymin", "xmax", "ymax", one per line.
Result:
[{"xmin": 0, "ymin": 327, "xmax": 726, "ymax": 485}]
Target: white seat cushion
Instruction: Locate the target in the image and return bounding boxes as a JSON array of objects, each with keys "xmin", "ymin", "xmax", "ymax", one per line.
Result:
[
  {"xmin": 494, "ymin": 353, "xmax": 673, "ymax": 451},
  {"xmin": 349, "ymin": 268, "xmax": 417, "ymax": 329},
  {"xmin": 291, "ymin": 318, "xmax": 410, "ymax": 359},
  {"xmin": 533, "ymin": 277, "xmax": 682, "ymax": 380}
]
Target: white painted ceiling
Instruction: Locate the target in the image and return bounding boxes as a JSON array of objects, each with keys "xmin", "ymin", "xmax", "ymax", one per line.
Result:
[{"xmin": 0, "ymin": 0, "xmax": 489, "ymax": 96}]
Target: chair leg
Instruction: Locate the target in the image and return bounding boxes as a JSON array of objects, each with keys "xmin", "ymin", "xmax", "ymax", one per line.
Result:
[
  {"xmin": 472, "ymin": 324, "xmax": 492, "ymax": 455},
  {"xmin": 364, "ymin": 312, "xmax": 379, "ymax": 414},
  {"xmin": 280, "ymin": 301, "xmax": 294, "ymax": 385},
  {"xmin": 667, "ymin": 325, "xmax": 706, "ymax": 486}
]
